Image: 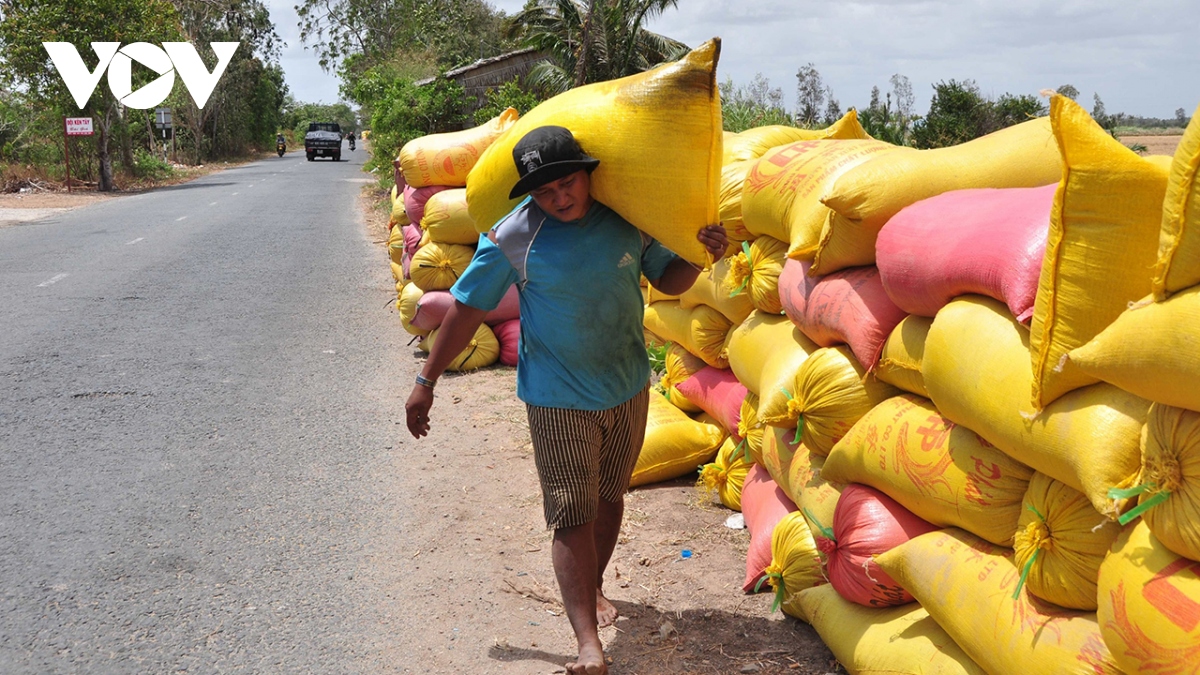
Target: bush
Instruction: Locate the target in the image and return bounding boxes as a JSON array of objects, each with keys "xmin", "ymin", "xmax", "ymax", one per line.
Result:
[
  {"xmin": 354, "ymin": 73, "xmax": 469, "ymax": 188},
  {"xmin": 473, "ymin": 79, "xmax": 543, "ymax": 126},
  {"xmin": 911, "ymin": 80, "xmax": 1048, "ymax": 149},
  {"xmin": 132, "ymin": 147, "xmax": 173, "ymax": 180}
]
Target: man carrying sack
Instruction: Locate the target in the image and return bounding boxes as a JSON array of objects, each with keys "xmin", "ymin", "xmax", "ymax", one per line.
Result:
[{"xmin": 405, "ymin": 125, "xmax": 726, "ymax": 675}]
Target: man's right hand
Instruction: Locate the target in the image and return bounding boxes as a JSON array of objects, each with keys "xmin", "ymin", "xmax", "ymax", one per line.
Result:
[{"xmin": 405, "ymin": 385, "xmax": 434, "ymax": 438}]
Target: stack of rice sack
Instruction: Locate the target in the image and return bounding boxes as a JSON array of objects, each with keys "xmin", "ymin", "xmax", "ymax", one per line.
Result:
[{"xmin": 389, "ymin": 109, "xmax": 521, "ymax": 371}]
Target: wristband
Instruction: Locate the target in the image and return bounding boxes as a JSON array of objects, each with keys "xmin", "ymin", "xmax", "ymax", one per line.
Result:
[{"xmin": 415, "ymin": 374, "xmax": 437, "ymax": 388}]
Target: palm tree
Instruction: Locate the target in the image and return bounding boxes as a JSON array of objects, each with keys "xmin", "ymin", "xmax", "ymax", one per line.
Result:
[{"xmin": 506, "ymin": 0, "xmax": 689, "ymax": 95}]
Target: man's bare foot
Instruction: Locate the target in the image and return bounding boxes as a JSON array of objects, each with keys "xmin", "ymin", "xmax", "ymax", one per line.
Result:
[
  {"xmin": 566, "ymin": 642, "xmax": 608, "ymax": 675},
  {"xmin": 596, "ymin": 589, "xmax": 619, "ymax": 628}
]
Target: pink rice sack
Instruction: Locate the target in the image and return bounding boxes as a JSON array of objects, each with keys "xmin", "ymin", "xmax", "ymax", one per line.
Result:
[
  {"xmin": 401, "ymin": 223, "xmax": 422, "ymax": 279},
  {"xmin": 411, "ymin": 286, "xmax": 520, "ymax": 332},
  {"xmin": 494, "ymin": 319, "xmax": 519, "ymax": 367},
  {"xmin": 778, "ymin": 259, "xmax": 907, "ymax": 369},
  {"xmin": 675, "ymin": 366, "xmax": 747, "ymax": 438},
  {"xmin": 876, "ymin": 184, "xmax": 1054, "ymax": 323},
  {"xmin": 402, "ymin": 183, "xmax": 450, "ymax": 226},
  {"xmin": 742, "ymin": 464, "xmax": 798, "ymax": 592},
  {"xmin": 820, "ymin": 483, "xmax": 937, "ymax": 607}
]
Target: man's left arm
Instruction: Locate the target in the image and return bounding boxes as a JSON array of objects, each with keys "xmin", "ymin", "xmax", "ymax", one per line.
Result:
[{"xmin": 646, "ymin": 225, "xmax": 728, "ymax": 295}]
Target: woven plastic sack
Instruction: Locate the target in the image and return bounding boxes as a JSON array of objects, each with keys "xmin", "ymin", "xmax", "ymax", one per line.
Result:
[
  {"xmin": 760, "ymin": 511, "xmax": 825, "ymax": 618},
  {"xmin": 718, "ymin": 160, "xmax": 754, "ymax": 243},
  {"xmin": 721, "ymin": 111, "xmax": 871, "ymax": 165},
  {"xmin": 1070, "ymin": 287, "xmax": 1200, "ymax": 412},
  {"xmin": 1030, "ymin": 95, "xmax": 1172, "ymax": 409},
  {"xmin": 1011, "ymin": 472, "xmax": 1121, "ymax": 611},
  {"xmin": 737, "ymin": 393, "xmax": 763, "ymax": 465},
  {"xmin": 426, "ymin": 323, "xmax": 499, "ymax": 372},
  {"xmin": 387, "ymin": 224, "xmax": 406, "ymax": 280},
  {"xmin": 397, "ymin": 281, "xmax": 427, "ymax": 337},
  {"xmin": 760, "ymin": 425, "xmax": 803, "ymax": 498},
  {"xmin": 759, "ymin": 346, "xmax": 900, "ymax": 456},
  {"xmin": 795, "ymin": 584, "xmax": 987, "ymax": 675},
  {"xmin": 399, "ymin": 108, "xmax": 518, "ymax": 188},
  {"xmin": 873, "ymin": 315, "xmax": 933, "ymax": 397},
  {"xmin": 400, "ymin": 223, "xmax": 423, "ymax": 280},
  {"xmin": 466, "ymin": 42, "xmax": 722, "ymax": 265},
  {"xmin": 675, "ymin": 366, "xmax": 746, "ymax": 437},
  {"xmin": 741, "ymin": 464, "xmax": 798, "ymax": 592},
  {"xmin": 677, "ymin": 255, "xmax": 754, "ymax": 325},
  {"xmin": 494, "ymin": 318, "xmax": 519, "ymax": 367},
  {"xmin": 1097, "ymin": 522, "xmax": 1200, "ymax": 674},
  {"xmin": 741, "ymin": 139, "xmax": 901, "ymax": 256},
  {"xmin": 876, "ymin": 529, "xmax": 1122, "ymax": 675},
  {"xmin": 411, "ymin": 286, "xmax": 519, "ymax": 333},
  {"xmin": 660, "ymin": 342, "xmax": 707, "ymax": 412},
  {"xmin": 630, "ymin": 391, "xmax": 725, "ymax": 487},
  {"xmin": 824, "ymin": 484, "xmax": 938, "ymax": 607},
  {"xmin": 923, "ymin": 296, "xmax": 1149, "ymax": 518},
  {"xmin": 409, "ymin": 242, "xmax": 474, "ymax": 292},
  {"xmin": 420, "ymin": 188, "xmax": 479, "ymax": 245},
  {"xmin": 388, "ymin": 193, "xmax": 410, "ymax": 228},
  {"xmin": 1108, "ymin": 404, "xmax": 1200, "ymax": 562},
  {"xmin": 402, "ymin": 183, "xmax": 450, "ymax": 226},
  {"xmin": 1153, "ymin": 102, "xmax": 1200, "ymax": 298},
  {"xmin": 824, "ymin": 394, "xmax": 1033, "ymax": 546},
  {"xmin": 725, "ymin": 311, "xmax": 817, "ymax": 397},
  {"xmin": 778, "ymin": 259, "xmax": 907, "ymax": 369},
  {"xmin": 643, "ymin": 301, "xmax": 733, "ymax": 369},
  {"xmin": 814, "ymin": 116, "xmax": 1061, "ymax": 275},
  {"xmin": 724, "ymin": 236, "xmax": 787, "ymax": 314},
  {"xmin": 878, "ymin": 184, "xmax": 1054, "ymax": 322},
  {"xmin": 697, "ymin": 436, "xmax": 754, "ymax": 511},
  {"xmin": 789, "ymin": 450, "xmax": 844, "ymax": 540}
]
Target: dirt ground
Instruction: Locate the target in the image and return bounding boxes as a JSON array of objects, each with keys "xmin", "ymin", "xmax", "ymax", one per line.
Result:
[
  {"xmin": 1122, "ymin": 134, "xmax": 1183, "ymax": 156},
  {"xmin": 363, "ymin": 192, "xmax": 838, "ymax": 675}
]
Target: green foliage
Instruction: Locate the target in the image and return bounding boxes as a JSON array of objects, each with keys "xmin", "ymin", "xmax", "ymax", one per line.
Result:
[
  {"xmin": 132, "ymin": 147, "xmax": 173, "ymax": 179},
  {"xmin": 355, "ymin": 74, "xmax": 469, "ymax": 187},
  {"xmin": 647, "ymin": 341, "xmax": 668, "ymax": 376},
  {"xmin": 910, "ymin": 79, "xmax": 1048, "ymax": 149},
  {"xmin": 719, "ymin": 73, "xmax": 794, "ymax": 132},
  {"xmin": 473, "ymin": 79, "xmax": 543, "ymax": 126},
  {"xmin": 283, "ymin": 99, "xmax": 358, "ymax": 140}
]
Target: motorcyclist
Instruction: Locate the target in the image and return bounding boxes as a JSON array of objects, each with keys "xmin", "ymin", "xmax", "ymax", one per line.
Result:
[
  {"xmin": 348, "ymin": 132, "xmax": 356, "ymax": 151},
  {"xmin": 276, "ymin": 133, "xmax": 286, "ymax": 156}
]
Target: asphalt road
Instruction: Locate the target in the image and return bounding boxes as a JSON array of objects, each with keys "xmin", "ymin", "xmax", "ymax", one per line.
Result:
[{"xmin": 0, "ymin": 146, "xmax": 421, "ymax": 672}]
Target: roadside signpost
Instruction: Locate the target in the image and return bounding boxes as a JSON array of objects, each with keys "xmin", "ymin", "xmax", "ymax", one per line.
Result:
[
  {"xmin": 154, "ymin": 107, "xmax": 173, "ymax": 162},
  {"xmin": 63, "ymin": 117, "xmax": 93, "ymax": 192}
]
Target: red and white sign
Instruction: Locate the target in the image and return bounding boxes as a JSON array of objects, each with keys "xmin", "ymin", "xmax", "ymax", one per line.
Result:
[{"xmin": 65, "ymin": 117, "xmax": 93, "ymax": 136}]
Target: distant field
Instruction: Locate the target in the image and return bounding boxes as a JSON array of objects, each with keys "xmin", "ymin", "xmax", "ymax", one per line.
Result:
[{"xmin": 1121, "ymin": 134, "xmax": 1184, "ymax": 156}]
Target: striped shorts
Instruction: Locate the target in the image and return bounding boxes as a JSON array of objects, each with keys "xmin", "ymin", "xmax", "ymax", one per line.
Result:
[{"xmin": 525, "ymin": 386, "xmax": 650, "ymax": 530}]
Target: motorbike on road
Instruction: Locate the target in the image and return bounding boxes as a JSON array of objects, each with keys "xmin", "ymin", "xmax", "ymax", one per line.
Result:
[
  {"xmin": 348, "ymin": 134, "xmax": 356, "ymax": 151},
  {"xmin": 276, "ymin": 135, "xmax": 286, "ymax": 157}
]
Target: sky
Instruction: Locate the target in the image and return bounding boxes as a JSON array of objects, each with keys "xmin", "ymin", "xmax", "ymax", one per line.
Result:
[{"xmin": 268, "ymin": 0, "xmax": 1200, "ymax": 120}]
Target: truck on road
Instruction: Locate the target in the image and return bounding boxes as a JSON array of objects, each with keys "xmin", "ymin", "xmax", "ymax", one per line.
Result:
[{"xmin": 305, "ymin": 122, "xmax": 342, "ymax": 161}]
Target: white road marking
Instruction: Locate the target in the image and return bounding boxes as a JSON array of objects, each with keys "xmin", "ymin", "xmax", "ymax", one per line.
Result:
[
  {"xmin": 232, "ymin": 192, "xmax": 239, "ymax": 196},
  {"xmin": 176, "ymin": 216, "xmax": 187, "ymax": 221},
  {"xmin": 209, "ymin": 201, "xmax": 218, "ymax": 206},
  {"xmin": 37, "ymin": 273, "xmax": 69, "ymax": 287},
  {"xmin": 126, "ymin": 237, "xmax": 144, "ymax": 245}
]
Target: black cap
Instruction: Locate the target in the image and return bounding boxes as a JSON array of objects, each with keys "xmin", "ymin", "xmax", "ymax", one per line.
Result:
[{"xmin": 508, "ymin": 126, "xmax": 600, "ymax": 199}]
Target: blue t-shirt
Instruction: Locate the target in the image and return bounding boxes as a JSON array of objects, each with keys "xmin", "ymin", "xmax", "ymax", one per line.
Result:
[{"xmin": 451, "ymin": 199, "xmax": 678, "ymax": 410}]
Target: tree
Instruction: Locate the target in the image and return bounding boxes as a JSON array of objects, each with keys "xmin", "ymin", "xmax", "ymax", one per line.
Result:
[
  {"xmin": 0, "ymin": 0, "xmax": 183, "ymax": 190},
  {"xmin": 794, "ymin": 62, "xmax": 824, "ymax": 126},
  {"xmin": 822, "ymin": 86, "xmax": 841, "ymax": 125},
  {"xmin": 910, "ymin": 79, "xmax": 989, "ymax": 149},
  {"xmin": 506, "ymin": 0, "xmax": 689, "ymax": 96},
  {"xmin": 473, "ymin": 79, "xmax": 544, "ymax": 126},
  {"xmin": 889, "ymin": 74, "xmax": 915, "ymax": 138},
  {"xmin": 1056, "ymin": 84, "xmax": 1079, "ymax": 100},
  {"xmin": 719, "ymin": 73, "xmax": 791, "ymax": 132},
  {"xmin": 1177, "ymin": 107, "xmax": 1190, "ymax": 126}
]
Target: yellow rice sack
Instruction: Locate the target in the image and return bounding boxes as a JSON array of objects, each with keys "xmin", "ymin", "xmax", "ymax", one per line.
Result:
[
  {"xmin": 388, "ymin": 224, "xmax": 407, "ymax": 268},
  {"xmin": 760, "ymin": 425, "xmax": 803, "ymax": 498},
  {"xmin": 399, "ymin": 108, "xmax": 518, "ymax": 188},
  {"xmin": 466, "ymin": 41, "xmax": 722, "ymax": 265},
  {"xmin": 420, "ymin": 188, "xmax": 479, "ymax": 245},
  {"xmin": 398, "ymin": 282, "xmax": 428, "ymax": 337},
  {"xmin": 1097, "ymin": 522, "xmax": 1200, "ymax": 674},
  {"xmin": 697, "ymin": 436, "xmax": 754, "ymax": 511},
  {"xmin": 873, "ymin": 315, "xmax": 933, "ymax": 398},
  {"xmin": 759, "ymin": 346, "xmax": 900, "ymax": 456},
  {"xmin": 631, "ymin": 391, "xmax": 726, "ymax": 487},
  {"xmin": 389, "ymin": 194, "xmax": 410, "ymax": 228},
  {"xmin": 1069, "ymin": 286, "xmax": 1200, "ymax": 413},
  {"xmin": 725, "ymin": 311, "xmax": 817, "ymax": 396},
  {"xmin": 1013, "ymin": 473, "xmax": 1122, "ymax": 611},
  {"xmin": 1110, "ymin": 404, "xmax": 1200, "ymax": 562},
  {"xmin": 923, "ymin": 296, "xmax": 1149, "ymax": 518},
  {"xmin": 718, "ymin": 160, "xmax": 754, "ymax": 243},
  {"xmin": 737, "ymin": 392, "xmax": 764, "ymax": 465},
  {"xmin": 789, "ymin": 450, "xmax": 844, "ymax": 538},
  {"xmin": 724, "ymin": 236, "xmax": 788, "ymax": 314},
  {"xmin": 722, "ymin": 110, "xmax": 871, "ymax": 165},
  {"xmin": 815, "ymin": 117, "xmax": 1061, "ymax": 275},
  {"xmin": 426, "ymin": 323, "xmax": 499, "ymax": 372},
  {"xmin": 796, "ymin": 584, "xmax": 985, "ymax": 675},
  {"xmin": 1153, "ymin": 102, "xmax": 1200, "ymax": 298},
  {"xmin": 409, "ymin": 242, "xmax": 475, "ymax": 292},
  {"xmin": 876, "ymin": 529, "xmax": 1122, "ymax": 675},
  {"xmin": 677, "ymin": 255, "xmax": 755, "ymax": 325},
  {"xmin": 763, "ymin": 511, "xmax": 826, "ymax": 619},
  {"xmin": 741, "ymin": 139, "xmax": 901, "ymax": 256},
  {"xmin": 1030, "ymin": 95, "xmax": 1172, "ymax": 409},
  {"xmin": 824, "ymin": 394, "xmax": 1033, "ymax": 546},
  {"xmin": 660, "ymin": 342, "xmax": 707, "ymax": 412},
  {"xmin": 643, "ymin": 301, "xmax": 733, "ymax": 369}
]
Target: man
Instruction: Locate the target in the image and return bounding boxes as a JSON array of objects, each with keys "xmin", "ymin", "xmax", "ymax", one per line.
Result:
[{"xmin": 405, "ymin": 126, "xmax": 725, "ymax": 675}]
